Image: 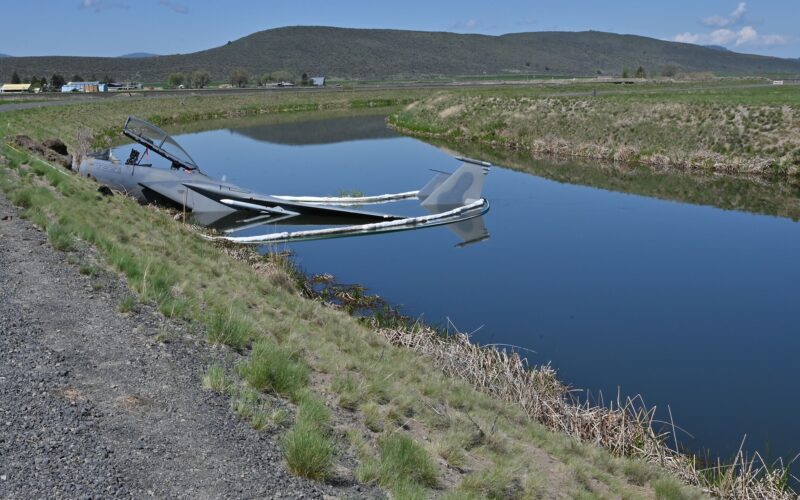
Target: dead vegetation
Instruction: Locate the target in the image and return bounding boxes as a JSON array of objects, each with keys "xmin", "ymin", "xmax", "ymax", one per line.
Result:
[
  {"xmin": 378, "ymin": 324, "xmax": 798, "ymax": 499},
  {"xmin": 390, "ymin": 88, "xmax": 800, "ymax": 180}
]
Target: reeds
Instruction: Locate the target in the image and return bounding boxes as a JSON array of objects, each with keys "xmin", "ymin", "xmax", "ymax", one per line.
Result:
[{"xmin": 377, "ymin": 323, "xmax": 798, "ymax": 499}]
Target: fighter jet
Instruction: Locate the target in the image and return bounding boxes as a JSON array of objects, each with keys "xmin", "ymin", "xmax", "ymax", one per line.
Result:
[{"xmin": 78, "ymin": 116, "xmax": 491, "ymax": 244}]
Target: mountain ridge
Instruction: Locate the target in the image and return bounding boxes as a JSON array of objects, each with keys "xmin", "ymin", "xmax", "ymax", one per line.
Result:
[
  {"xmin": 1, "ymin": 26, "xmax": 799, "ymax": 82},
  {"xmin": 118, "ymin": 53, "xmax": 160, "ymax": 59}
]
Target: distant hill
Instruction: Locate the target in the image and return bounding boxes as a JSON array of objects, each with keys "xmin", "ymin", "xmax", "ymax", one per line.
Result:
[
  {"xmin": 1, "ymin": 26, "xmax": 799, "ymax": 83},
  {"xmin": 0, "ymin": 53, "xmax": 12, "ymax": 58},
  {"xmin": 118, "ymin": 52, "xmax": 160, "ymax": 59},
  {"xmin": 704, "ymin": 45, "xmax": 729, "ymax": 52}
]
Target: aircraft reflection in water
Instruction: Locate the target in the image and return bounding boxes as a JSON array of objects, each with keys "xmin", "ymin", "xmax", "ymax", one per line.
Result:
[{"xmin": 78, "ymin": 117, "xmax": 491, "ymax": 246}]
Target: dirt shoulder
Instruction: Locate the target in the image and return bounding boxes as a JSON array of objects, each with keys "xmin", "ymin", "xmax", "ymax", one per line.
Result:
[{"xmin": 0, "ymin": 192, "xmax": 371, "ymax": 499}]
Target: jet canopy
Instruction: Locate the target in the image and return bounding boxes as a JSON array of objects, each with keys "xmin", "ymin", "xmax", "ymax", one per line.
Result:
[{"xmin": 123, "ymin": 116, "xmax": 200, "ymax": 171}]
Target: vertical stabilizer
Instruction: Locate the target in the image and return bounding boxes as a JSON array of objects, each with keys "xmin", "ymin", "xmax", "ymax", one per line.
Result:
[{"xmin": 420, "ymin": 157, "xmax": 491, "ymax": 211}]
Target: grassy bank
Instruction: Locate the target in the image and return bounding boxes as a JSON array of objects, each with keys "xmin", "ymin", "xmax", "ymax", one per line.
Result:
[
  {"xmin": 389, "ymin": 83, "xmax": 800, "ymax": 180},
  {"xmin": 435, "ymin": 139, "xmax": 800, "ymax": 221},
  {"xmin": 0, "ymin": 88, "xmax": 431, "ymax": 151},
  {"xmin": 0, "ymin": 91, "xmax": 794, "ymax": 498}
]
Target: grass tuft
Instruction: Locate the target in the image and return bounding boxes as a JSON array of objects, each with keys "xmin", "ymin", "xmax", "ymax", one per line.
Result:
[
  {"xmin": 202, "ymin": 363, "xmax": 230, "ymax": 392},
  {"xmin": 653, "ymin": 476, "xmax": 703, "ymax": 499},
  {"xmin": 357, "ymin": 432, "xmax": 439, "ymax": 493},
  {"xmin": 207, "ymin": 308, "xmax": 252, "ymax": 349},
  {"xmin": 459, "ymin": 466, "xmax": 523, "ymax": 499},
  {"xmin": 283, "ymin": 395, "xmax": 335, "ymax": 481},
  {"xmin": 237, "ymin": 338, "xmax": 309, "ymax": 399},
  {"xmin": 118, "ymin": 295, "xmax": 136, "ymax": 313},
  {"xmin": 78, "ymin": 263, "xmax": 99, "ymax": 276},
  {"xmin": 361, "ymin": 401, "xmax": 384, "ymax": 433},
  {"xmin": 47, "ymin": 224, "xmax": 74, "ymax": 252},
  {"xmin": 623, "ymin": 459, "xmax": 658, "ymax": 486}
]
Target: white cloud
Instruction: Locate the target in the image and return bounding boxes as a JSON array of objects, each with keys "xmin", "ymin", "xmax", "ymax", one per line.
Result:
[
  {"xmin": 735, "ymin": 26, "xmax": 757, "ymax": 45},
  {"xmin": 760, "ymin": 34, "xmax": 789, "ymax": 46},
  {"xmin": 674, "ymin": 32, "xmax": 700, "ymax": 44},
  {"xmin": 674, "ymin": 4, "xmax": 789, "ymax": 48},
  {"xmin": 702, "ymin": 2, "xmax": 747, "ymax": 27},
  {"xmin": 674, "ymin": 26, "xmax": 788, "ymax": 47}
]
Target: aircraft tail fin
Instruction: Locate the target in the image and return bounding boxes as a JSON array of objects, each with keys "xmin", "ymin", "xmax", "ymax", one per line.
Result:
[{"xmin": 420, "ymin": 157, "xmax": 491, "ymax": 210}]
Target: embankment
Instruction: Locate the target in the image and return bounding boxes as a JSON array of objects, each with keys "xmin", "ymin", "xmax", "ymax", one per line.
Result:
[{"xmin": 389, "ymin": 84, "xmax": 800, "ymax": 180}]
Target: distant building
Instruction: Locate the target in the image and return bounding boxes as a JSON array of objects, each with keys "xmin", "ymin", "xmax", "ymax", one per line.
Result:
[
  {"xmin": 61, "ymin": 81, "xmax": 107, "ymax": 93},
  {"xmin": 772, "ymin": 80, "xmax": 784, "ymax": 85},
  {"xmin": 311, "ymin": 76, "xmax": 325, "ymax": 86},
  {"xmin": 0, "ymin": 83, "xmax": 32, "ymax": 93}
]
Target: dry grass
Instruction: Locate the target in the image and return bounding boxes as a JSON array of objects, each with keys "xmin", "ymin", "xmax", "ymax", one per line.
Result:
[
  {"xmin": 390, "ymin": 86, "xmax": 800, "ymax": 179},
  {"xmin": 378, "ymin": 324, "xmax": 797, "ymax": 499}
]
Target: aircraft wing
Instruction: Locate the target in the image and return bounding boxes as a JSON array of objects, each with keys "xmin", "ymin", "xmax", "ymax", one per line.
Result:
[{"xmin": 183, "ymin": 182, "xmax": 405, "ymax": 222}]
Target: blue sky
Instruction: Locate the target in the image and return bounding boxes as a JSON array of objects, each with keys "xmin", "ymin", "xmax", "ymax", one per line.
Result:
[{"xmin": 1, "ymin": 0, "xmax": 797, "ymax": 59}]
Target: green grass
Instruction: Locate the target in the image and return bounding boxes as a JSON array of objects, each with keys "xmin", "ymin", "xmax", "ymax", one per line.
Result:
[
  {"xmin": 78, "ymin": 264, "xmax": 99, "ymax": 276},
  {"xmin": 357, "ymin": 433, "xmax": 439, "ymax": 494},
  {"xmin": 118, "ymin": 295, "xmax": 136, "ymax": 313},
  {"xmin": 46, "ymin": 223, "xmax": 74, "ymax": 251},
  {"xmin": 201, "ymin": 363, "xmax": 229, "ymax": 392},
  {"xmin": 622, "ymin": 459, "xmax": 658, "ymax": 486},
  {"xmin": 434, "ymin": 429, "xmax": 469, "ymax": 468},
  {"xmin": 227, "ymin": 385, "xmax": 285, "ymax": 430},
  {"xmin": 0, "ymin": 89, "xmax": 425, "ymax": 153},
  {"xmin": 459, "ymin": 465, "xmax": 523, "ymax": 499},
  {"xmin": 283, "ymin": 395, "xmax": 335, "ymax": 481},
  {"xmin": 237, "ymin": 338, "xmax": 310, "ymax": 400},
  {"xmin": 653, "ymin": 477, "xmax": 704, "ymax": 499},
  {"xmin": 230, "ymin": 386, "xmax": 261, "ymax": 418},
  {"xmin": 0, "ymin": 100, "xmax": 36, "ymax": 106},
  {"xmin": 207, "ymin": 308, "xmax": 252, "ymax": 349}
]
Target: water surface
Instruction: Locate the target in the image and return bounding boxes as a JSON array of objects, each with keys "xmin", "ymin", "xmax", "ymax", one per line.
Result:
[{"xmin": 162, "ymin": 113, "xmax": 799, "ymax": 464}]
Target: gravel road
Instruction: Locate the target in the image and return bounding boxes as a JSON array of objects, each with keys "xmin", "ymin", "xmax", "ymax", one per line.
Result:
[{"xmin": 0, "ymin": 191, "xmax": 377, "ymax": 499}]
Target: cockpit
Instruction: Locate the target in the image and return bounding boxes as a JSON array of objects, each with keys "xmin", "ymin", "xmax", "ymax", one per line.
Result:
[{"xmin": 122, "ymin": 116, "xmax": 200, "ymax": 172}]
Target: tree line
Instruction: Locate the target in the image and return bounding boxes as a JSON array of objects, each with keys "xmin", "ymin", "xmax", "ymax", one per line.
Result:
[
  {"xmin": 620, "ymin": 65, "xmax": 679, "ymax": 79},
  {"xmin": 6, "ymin": 67, "xmax": 321, "ymax": 91},
  {"xmin": 165, "ymin": 69, "xmax": 320, "ymax": 89},
  {"xmin": 6, "ymin": 71, "xmax": 118, "ymax": 90}
]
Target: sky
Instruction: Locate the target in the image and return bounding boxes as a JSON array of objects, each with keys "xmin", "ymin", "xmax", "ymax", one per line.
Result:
[{"xmin": 0, "ymin": 0, "xmax": 797, "ymax": 59}]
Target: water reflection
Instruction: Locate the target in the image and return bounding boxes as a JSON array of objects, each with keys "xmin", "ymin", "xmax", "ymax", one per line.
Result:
[
  {"xmin": 230, "ymin": 114, "xmax": 397, "ymax": 145},
  {"xmin": 445, "ymin": 139, "xmax": 800, "ymax": 221},
  {"xmin": 194, "ymin": 206, "xmax": 491, "ymax": 247}
]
